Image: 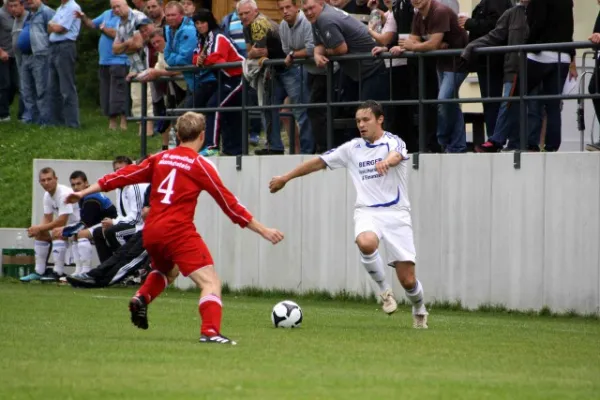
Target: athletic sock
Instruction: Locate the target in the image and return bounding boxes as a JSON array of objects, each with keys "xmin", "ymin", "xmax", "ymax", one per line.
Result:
[
  {"xmin": 360, "ymin": 250, "xmax": 391, "ymax": 292},
  {"xmin": 405, "ymin": 279, "xmax": 425, "ymax": 311},
  {"xmin": 34, "ymin": 240, "xmax": 50, "ymax": 275},
  {"xmin": 136, "ymin": 270, "xmax": 168, "ymax": 304},
  {"xmin": 199, "ymin": 294, "xmax": 223, "ymax": 336},
  {"xmin": 51, "ymin": 240, "xmax": 67, "ymax": 275},
  {"xmin": 77, "ymin": 238, "xmax": 93, "ymax": 275}
]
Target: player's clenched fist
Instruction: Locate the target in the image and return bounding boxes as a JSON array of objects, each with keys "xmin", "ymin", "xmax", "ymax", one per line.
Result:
[
  {"xmin": 269, "ymin": 176, "xmax": 287, "ymax": 193},
  {"xmin": 375, "ymin": 160, "xmax": 390, "ymax": 176},
  {"xmin": 261, "ymin": 228, "xmax": 285, "ymax": 245}
]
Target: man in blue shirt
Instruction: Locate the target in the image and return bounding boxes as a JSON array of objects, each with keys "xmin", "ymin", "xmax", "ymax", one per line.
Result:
[
  {"xmin": 75, "ymin": 6, "xmax": 129, "ymax": 131},
  {"xmin": 47, "ymin": 0, "xmax": 81, "ymax": 128},
  {"xmin": 17, "ymin": 0, "xmax": 54, "ymax": 125}
]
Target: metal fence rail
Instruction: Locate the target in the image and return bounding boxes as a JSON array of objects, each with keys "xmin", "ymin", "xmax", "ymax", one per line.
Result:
[{"xmin": 130, "ymin": 41, "xmax": 600, "ymax": 169}]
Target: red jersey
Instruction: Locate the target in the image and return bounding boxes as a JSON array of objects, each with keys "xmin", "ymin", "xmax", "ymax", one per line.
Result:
[{"xmin": 98, "ymin": 147, "xmax": 253, "ymax": 240}]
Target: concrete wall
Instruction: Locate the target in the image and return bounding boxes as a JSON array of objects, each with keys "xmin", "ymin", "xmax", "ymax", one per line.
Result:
[{"xmin": 6, "ymin": 155, "xmax": 597, "ymax": 314}]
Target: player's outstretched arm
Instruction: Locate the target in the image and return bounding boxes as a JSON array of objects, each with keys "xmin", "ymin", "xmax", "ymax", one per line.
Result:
[
  {"xmin": 64, "ymin": 183, "xmax": 102, "ymax": 204},
  {"xmin": 246, "ymin": 218, "xmax": 284, "ymax": 245},
  {"xmin": 269, "ymin": 157, "xmax": 327, "ymax": 193}
]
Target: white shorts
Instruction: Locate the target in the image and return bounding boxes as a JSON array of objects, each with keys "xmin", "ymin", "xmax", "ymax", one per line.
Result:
[{"xmin": 354, "ymin": 208, "xmax": 416, "ymax": 265}]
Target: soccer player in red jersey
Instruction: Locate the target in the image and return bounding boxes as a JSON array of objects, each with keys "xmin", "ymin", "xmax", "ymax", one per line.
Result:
[{"xmin": 65, "ymin": 112, "xmax": 284, "ymax": 345}]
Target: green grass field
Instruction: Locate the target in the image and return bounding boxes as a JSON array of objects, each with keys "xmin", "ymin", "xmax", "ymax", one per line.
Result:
[{"xmin": 0, "ymin": 282, "xmax": 599, "ymax": 400}]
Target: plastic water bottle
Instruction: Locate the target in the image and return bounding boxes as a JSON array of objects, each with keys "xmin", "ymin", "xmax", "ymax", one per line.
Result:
[
  {"xmin": 168, "ymin": 127, "xmax": 177, "ymax": 149},
  {"xmin": 369, "ymin": 10, "xmax": 382, "ymax": 33},
  {"xmin": 15, "ymin": 231, "xmax": 24, "ymax": 249}
]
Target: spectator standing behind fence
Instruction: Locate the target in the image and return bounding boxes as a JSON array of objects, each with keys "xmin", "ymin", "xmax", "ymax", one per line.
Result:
[
  {"xmin": 221, "ymin": 0, "xmax": 262, "ymax": 147},
  {"xmin": 277, "ymin": 0, "xmax": 314, "ymax": 154},
  {"xmin": 46, "ymin": 0, "xmax": 81, "ymax": 128},
  {"xmin": 0, "ymin": 0, "xmax": 20, "ymax": 122},
  {"xmin": 239, "ymin": 0, "xmax": 287, "ymax": 155},
  {"xmin": 587, "ymin": 0, "xmax": 600, "ymax": 152},
  {"xmin": 137, "ymin": 29, "xmax": 187, "ymax": 150},
  {"xmin": 397, "ymin": 0, "xmax": 468, "ymax": 153},
  {"xmin": 305, "ymin": 0, "xmax": 389, "ymax": 146},
  {"xmin": 7, "ymin": 0, "xmax": 29, "ymax": 122},
  {"xmin": 459, "ymin": 0, "xmax": 512, "ymax": 139},
  {"xmin": 370, "ymin": 0, "xmax": 417, "ymax": 151},
  {"xmin": 113, "ymin": 0, "xmax": 153, "ymax": 136},
  {"xmin": 16, "ymin": 0, "xmax": 53, "ymax": 125},
  {"xmin": 192, "ymin": 8, "xmax": 245, "ymax": 156},
  {"xmin": 75, "ymin": 6, "xmax": 129, "ymax": 131},
  {"xmin": 282, "ymin": 0, "xmax": 327, "ymax": 154},
  {"xmin": 164, "ymin": 1, "xmax": 217, "ymax": 154},
  {"xmin": 462, "ymin": 0, "xmax": 529, "ymax": 152},
  {"xmin": 523, "ymin": 0, "xmax": 575, "ymax": 152},
  {"xmin": 143, "ymin": 0, "xmax": 169, "ymax": 137}
]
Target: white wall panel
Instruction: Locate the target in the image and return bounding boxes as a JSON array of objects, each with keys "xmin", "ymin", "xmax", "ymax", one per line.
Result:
[
  {"xmin": 439, "ymin": 154, "xmax": 493, "ymax": 308},
  {"xmin": 543, "ymin": 153, "xmax": 600, "ymax": 314},
  {"xmin": 300, "ymin": 156, "xmax": 348, "ymax": 292},
  {"xmin": 409, "ymin": 155, "xmax": 443, "ymax": 303},
  {"xmin": 489, "ymin": 154, "xmax": 545, "ymax": 310},
  {"xmin": 215, "ymin": 156, "xmax": 261, "ymax": 289},
  {"xmin": 344, "ymin": 175, "xmax": 369, "ymax": 296},
  {"xmin": 256, "ymin": 156, "xmax": 303, "ymax": 290},
  {"xmin": 21, "ymin": 154, "xmax": 600, "ymax": 314}
]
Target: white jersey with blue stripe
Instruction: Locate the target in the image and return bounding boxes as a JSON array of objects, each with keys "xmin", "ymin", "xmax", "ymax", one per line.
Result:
[{"xmin": 320, "ymin": 132, "xmax": 410, "ymax": 210}]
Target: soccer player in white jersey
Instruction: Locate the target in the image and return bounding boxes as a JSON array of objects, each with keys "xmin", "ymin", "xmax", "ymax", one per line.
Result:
[
  {"xmin": 269, "ymin": 100, "xmax": 428, "ymax": 328},
  {"xmin": 21, "ymin": 168, "xmax": 81, "ymax": 283}
]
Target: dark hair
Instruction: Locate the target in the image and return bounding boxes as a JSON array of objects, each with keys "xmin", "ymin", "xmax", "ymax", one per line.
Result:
[
  {"xmin": 69, "ymin": 170, "xmax": 88, "ymax": 182},
  {"xmin": 357, "ymin": 100, "xmax": 384, "ymax": 119},
  {"xmin": 192, "ymin": 8, "xmax": 220, "ymax": 32},
  {"xmin": 113, "ymin": 156, "xmax": 133, "ymax": 167},
  {"xmin": 39, "ymin": 167, "xmax": 56, "ymax": 177}
]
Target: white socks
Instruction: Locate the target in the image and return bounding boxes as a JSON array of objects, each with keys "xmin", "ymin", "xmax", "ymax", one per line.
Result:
[
  {"xmin": 34, "ymin": 240, "xmax": 50, "ymax": 275},
  {"xmin": 77, "ymin": 238, "xmax": 93, "ymax": 274},
  {"xmin": 405, "ymin": 279, "xmax": 425, "ymax": 311},
  {"xmin": 71, "ymin": 241, "xmax": 82, "ymax": 275},
  {"xmin": 51, "ymin": 240, "xmax": 67, "ymax": 276},
  {"xmin": 360, "ymin": 250, "xmax": 391, "ymax": 293}
]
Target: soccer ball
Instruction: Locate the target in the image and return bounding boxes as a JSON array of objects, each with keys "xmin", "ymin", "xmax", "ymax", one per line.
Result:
[{"xmin": 271, "ymin": 300, "xmax": 303, "ymax": 328}]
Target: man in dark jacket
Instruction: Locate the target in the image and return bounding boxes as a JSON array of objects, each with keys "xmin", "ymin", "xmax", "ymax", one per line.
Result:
[
  {"xmin": 462, "ymin": 0, "xmax": 528, "ymax": 151},
  {"xmin": 587, "ymin": 1, "xmax": 600, "ymax": 151},
  {"xmin": 459, "ymin": 0, "xmax": 513, "ymax": 137},
  {"xmin": 522, "ymin": 0, "xmax": 576, "ymax": 152}
]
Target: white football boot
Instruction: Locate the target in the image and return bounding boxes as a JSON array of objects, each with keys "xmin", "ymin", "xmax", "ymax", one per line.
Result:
[
  {"xmin": 412, "ymin": 306, "xmax": 429, "ymax": 329},
  {"xmin": 380, "ymin": 289, "xmax": 398, "ymax": 315}
]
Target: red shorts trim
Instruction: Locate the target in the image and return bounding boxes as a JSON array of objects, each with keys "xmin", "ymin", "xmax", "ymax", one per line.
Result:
[{"xmin": 144, "ymin": 233, "xmax": 214, "ymax": 277}]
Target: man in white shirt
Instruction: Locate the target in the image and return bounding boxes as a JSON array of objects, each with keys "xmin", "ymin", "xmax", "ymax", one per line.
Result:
[
  {"xmin": 21, "ymin": 167, "xmax": 81, "ymax": 282},
  {"xmin": 92, "ymin": 156, "xmax": 148, "ymax": 263},
  {"xmin": 269, "ymin": 100, "xmax": 428, "ymax": 329}
]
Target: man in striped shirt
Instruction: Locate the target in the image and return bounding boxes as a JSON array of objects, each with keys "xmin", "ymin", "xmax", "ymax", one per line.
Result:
[{"xmin": 221, "ymin": 0, "xmax": 262, "ymax": 145}]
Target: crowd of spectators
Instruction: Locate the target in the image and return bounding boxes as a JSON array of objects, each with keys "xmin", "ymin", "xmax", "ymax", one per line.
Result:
[{"xmin": 0, "ymin": 0, "xmax": 597, "ymax": 154}]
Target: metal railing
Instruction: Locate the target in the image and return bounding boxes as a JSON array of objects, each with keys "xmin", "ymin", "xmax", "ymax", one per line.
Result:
[{"xmin": 130, "ymin": 41, "xmax": 600, "ymax": 169}]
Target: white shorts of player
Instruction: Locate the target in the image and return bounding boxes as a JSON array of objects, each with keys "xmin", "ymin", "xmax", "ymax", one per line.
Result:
[{"xmin": 354, "ymin": 207, "xmax": 416, "ymax": 266}]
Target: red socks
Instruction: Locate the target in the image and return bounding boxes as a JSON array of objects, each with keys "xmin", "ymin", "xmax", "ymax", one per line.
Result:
[
  {"xmin": 199, "ymin": 294, "xmax": 223, "ymax": 336},
  {"xmin": 136, "ymin": 270, "xmax": 168, "ymax": 304}
]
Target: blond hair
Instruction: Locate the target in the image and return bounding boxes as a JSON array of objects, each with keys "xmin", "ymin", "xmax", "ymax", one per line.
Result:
[{"xmin": 175, "ymin": 112, "xmax": 206, "ymax": 142}]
